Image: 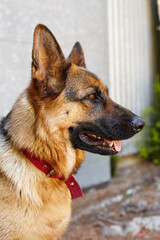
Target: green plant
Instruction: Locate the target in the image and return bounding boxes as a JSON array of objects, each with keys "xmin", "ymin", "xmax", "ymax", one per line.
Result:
[
  {"xmin": 138, "ymin": 75, "xmax": 160, "ymax": 164},
  {"xmin": 110, "ymin": 155, "xmax": 121, "ymax": 176}
]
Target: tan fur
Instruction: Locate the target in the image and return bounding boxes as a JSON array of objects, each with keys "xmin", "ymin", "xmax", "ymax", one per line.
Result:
[
  {"xmin": 1, "ymin": 21, "xmax": 147, "ymax": 239},
  {"xmin": 0, "ymin": 24, "xmax": 144, "ymax": 240},
  {"xmin": 0, "ymin": 24, "xmax": 117, "ymax": 240},
  {"xmin": 0, "ymin": 87, "xmax": 86, "ymax": 239},
  {"xmin": 0, "ymin": 24, "xmax": 99, "ymax": 240}
]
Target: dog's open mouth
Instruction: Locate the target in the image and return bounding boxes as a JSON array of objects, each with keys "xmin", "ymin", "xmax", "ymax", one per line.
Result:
[{"xmin": 79, "ymin": 132, "xmax": 121, "ymax": 153}]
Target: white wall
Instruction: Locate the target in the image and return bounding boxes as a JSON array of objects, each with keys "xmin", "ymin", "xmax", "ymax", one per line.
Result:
[
  {"xmin": 0, "ymin": 0, "xmax": 110, "ymax": 188},
  {"xmin": 106, "ymin": 0, "xmax": 154, "ymax": 156},
  {"xmin": 0, "ymin": 0, "xmax": 155, "ymax": 187}
]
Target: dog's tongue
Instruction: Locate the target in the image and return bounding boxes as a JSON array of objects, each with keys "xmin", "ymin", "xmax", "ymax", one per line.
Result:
[
  {"xmin": 113, "ymin": 140, "xmax": 121, "ymax": 152},
  {"xmin": 104, "ymin": 139, "xmax": 121, "ymax": 152}
]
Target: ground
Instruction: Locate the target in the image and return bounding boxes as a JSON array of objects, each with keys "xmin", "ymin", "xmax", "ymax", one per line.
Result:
[{"xmin": 61, "ymin": 161, "xmax": 160, "ymax": 240}]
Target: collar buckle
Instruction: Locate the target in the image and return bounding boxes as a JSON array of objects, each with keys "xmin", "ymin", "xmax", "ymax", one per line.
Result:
[
  {"xmin": 46, "ymin": 169, "xmax": 55, "ymax": 178},
  {"xmin": 22, "ymin": 149, "xmax": 84, "ymax": 199}
]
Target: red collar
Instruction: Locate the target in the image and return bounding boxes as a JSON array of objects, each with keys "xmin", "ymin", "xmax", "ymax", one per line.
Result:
[{"xmin": 22, "ymin": 150, "xmax": 84, "ymax": 200}]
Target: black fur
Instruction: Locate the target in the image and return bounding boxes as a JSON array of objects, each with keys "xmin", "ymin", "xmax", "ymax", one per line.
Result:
[
  {"xmin": 0, "ymin": 112, "xmax": 11, "ymax": 142},
  {"xmin": 69, "ymin": 103, "xmax": 145, "ymax": 155}
]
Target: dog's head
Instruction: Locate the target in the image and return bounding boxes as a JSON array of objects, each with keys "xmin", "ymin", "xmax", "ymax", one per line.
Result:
[{"xmin": 29, "ymin": 24, "xmax": 145, "ymax": 156}]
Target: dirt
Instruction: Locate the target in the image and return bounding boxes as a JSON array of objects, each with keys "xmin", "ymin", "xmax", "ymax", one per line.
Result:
[{"xmin": 61, "ymin": 162, "xmax": 160, "ymax": 240}]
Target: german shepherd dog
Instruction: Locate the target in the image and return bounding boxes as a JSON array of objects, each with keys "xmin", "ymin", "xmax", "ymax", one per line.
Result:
[{"xmin": 0, "ymin": 24, "xmax": 144, "ymax": 240}]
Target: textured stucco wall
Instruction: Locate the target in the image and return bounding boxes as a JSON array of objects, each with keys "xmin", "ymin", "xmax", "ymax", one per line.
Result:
[{"xmin": 0, "ymin": 0, "xmax": 110, "ymax": 188}]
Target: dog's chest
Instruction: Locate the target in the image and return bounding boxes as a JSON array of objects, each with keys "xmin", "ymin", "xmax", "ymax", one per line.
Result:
[
  {"xmin": 21, "ymin": 181, "xmax": 72, "ymax": 239},
  {"xmin": 0, "ymin": 174, "xmax": 71, "ymax": 240},
  {"xmin": 24, "ymin": 199, "xmax": 71, "ymax": 240}
]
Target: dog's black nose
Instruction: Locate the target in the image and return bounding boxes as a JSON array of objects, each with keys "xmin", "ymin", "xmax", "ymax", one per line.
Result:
[{"xmin": 131, "ymin": 117, "xmax": 145, "ymax": 132}]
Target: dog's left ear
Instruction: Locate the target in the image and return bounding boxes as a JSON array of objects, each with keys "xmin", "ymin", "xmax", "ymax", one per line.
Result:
[
  {"xmin": 67, "ymin": 42, "xmax": 86, "ymax": 68},
  {"xmin": 31, "ymin": 24, "xmax": 70, "ymax": 98}
]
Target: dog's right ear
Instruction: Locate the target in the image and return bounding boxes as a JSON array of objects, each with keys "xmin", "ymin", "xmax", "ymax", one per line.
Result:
[
  {"xmin": 67, "ymin": 42, "xmax": 86, "ymax": 68},
  {"xmin": 31, "ymin": 24, "xmax": 70, "ymax": 98}
]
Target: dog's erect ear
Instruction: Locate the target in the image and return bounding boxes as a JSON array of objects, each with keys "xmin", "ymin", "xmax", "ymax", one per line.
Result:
[
  {"xmin": 67, "ymin": 42, "xmax": 86, "ymax": 68},
  {"xmin": 32, "ymin": 24, "xmax": 65, "ymax": 76},
  {"xmin": 31, "ymin": 24, "xmax": 70, "ymax": 97}
]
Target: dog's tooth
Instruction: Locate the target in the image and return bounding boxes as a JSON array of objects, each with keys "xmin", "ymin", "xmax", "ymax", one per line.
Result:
[
  {"xmin": 97, "ymin": 136, "xmax": 101, "ymax": 140},
  {"xmin": 109, "ymin": 142, "xmax": 114, "ymax": 147},
  {"xmin": 91, "ymin": 134, "xmax": 96, "ymax": 139},
  {"xmin": 88, "ymin": 133, "xmax": 96, "ymax": 138}
]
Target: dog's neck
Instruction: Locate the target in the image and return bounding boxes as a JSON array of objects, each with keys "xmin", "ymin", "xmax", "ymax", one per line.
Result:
[{"xmin": 3, "ymin": 90, "xmax": 84, "ymax": 179}]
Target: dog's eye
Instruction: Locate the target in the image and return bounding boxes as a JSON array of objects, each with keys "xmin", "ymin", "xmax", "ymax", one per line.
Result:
[{"xmin": 88, "ymin": 93, "xmax": 96, "ymax": 100}]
